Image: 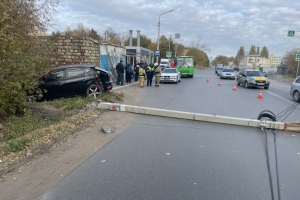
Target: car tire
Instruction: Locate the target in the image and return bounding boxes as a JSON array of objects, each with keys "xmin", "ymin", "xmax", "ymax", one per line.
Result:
[
  {"xmin": 175, "ymin": 78, "xmax": 178, "ymax": 84},
  {"xmin": 257, "ymin": 112, "xmax": 276, "ymax": 122},
  {"xmin": 293, "ymin": 91, "xmax": 300, "ymax": 102},
  {"xmin": 245, "ymin": 81, "xmax": 249, "ymax": 88},
  {"xmin": 86, "ymin": 84, "xmax": 102, "ymax": 98},
  {"xmin": 237, "ymin": 82, "xmax": 240, "ymax": 86},
  {"xmin": 264, "ymin": 86, "xmax": 269, "ymax": 90}
]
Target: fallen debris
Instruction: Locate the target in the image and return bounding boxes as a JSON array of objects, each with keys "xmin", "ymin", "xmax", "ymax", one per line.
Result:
[{"xmin": 101, "ymin": 125, "xmax": 115, "ymax": 134}]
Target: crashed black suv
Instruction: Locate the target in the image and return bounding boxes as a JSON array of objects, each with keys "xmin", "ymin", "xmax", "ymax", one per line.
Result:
[{"xmin": 39, "ymin": 65, "xmax": 112, "ymax": 100}]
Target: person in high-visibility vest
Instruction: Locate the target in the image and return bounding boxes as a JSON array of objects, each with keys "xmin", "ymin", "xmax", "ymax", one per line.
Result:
[
  {"xmin": 154, "ymin": 63, "xmax": 161, "ymax": 87},
  {"xmin": 138, "ymin": 65, "xmax": 146, "ymax": 87},
  {"xmin": 146, "ymin": 64, "xmax": 154, "ymax": 87}
]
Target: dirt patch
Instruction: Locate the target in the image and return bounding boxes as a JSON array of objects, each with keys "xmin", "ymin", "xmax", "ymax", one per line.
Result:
[{"xmin": 0, "ymin": 83, "xmax": 143, "ymax": 200}]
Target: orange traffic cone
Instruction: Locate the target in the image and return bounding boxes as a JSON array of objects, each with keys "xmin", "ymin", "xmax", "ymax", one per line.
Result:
[
  {"xmin": 218, "ymin": 79, "xmax": 222, "ymax": 86},
  {"xmin": 206, "ymin": 76, "xmax": 210, "ymax": 82},
  {"xmin": 232, "ymin": 82, "xmax": 237, "ymax": 91},
  {"xmin": 257, "ymin": 89, "xmax": 263, "ymax": 99}
]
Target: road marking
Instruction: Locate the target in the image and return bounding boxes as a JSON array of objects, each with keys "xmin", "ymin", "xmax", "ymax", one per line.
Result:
[
  {"xmin": 264, "ymin": 90, "xmax": 297, "ymax": 104},
  {"xmin": 194, "ymin": 75, "xmax": 219, "ymax": 78}
]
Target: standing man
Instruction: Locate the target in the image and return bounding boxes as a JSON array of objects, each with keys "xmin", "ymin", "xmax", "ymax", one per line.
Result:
[
  {"xmin": 134, "ymin": 60, "xmax": 139, "ymax": 82},
  {"xmin": 138, "ymin": 64, "xmax": 146, "ymax": 87},
  {"xmin": 116, "ymin": 60, "xmax": 124, "ymax": 86},
  {"xmin": 154, "ymin": 63, "xmax": 161, "ymax": 87},
  {"xmin": 146, "ymin": 63, "xmax": 154, "ymax": 87},
  {"xmin": 125, "ymin": 61, "xmax": 132, "ymax": 84}
]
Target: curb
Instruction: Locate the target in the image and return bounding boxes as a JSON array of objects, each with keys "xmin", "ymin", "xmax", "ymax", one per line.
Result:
[
  {"xmin": 111, "ymin": 82, "xmax": 139, "ymax": 91},
  {"xmin": 98, "ymin": 103, "xmax": 285, "ymax": 130}
]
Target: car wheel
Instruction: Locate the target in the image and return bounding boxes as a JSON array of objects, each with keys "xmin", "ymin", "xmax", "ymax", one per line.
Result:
[
  {"xmin": 264, "ymin": 86, "xmax": 269, "ymax": 90},
  {"xmin": 293, "ymin": 91, "xmax": 300, "ymax": 102},
  {"xmin": 175, "ymin": 78, "xmax": 178, "ymax": 84},
  {"xmin": 237, "ymin": 82, "xmax": 240, "ymax": 86},
  {"xmin": 257, "ymin": 113, "xmax": 276, "ymax": 122},
  {"xmin": 245, "ymin": 81, "xmax": 249, "ymax": 88},
  {"xmin": 86, "ymin": 84, "xmax": 102, "ymax": 98},
  {"xmin": 190, "ymin": 75, "xmax": 193, "ymax": 78}
]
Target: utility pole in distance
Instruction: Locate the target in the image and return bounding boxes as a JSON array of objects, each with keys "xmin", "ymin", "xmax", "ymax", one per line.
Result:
[{"xmin": 255, "ymin": 44, "xmax": 259, "ymax": 69}]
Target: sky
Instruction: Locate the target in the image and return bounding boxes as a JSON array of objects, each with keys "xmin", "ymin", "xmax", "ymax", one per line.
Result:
[{"xmin": 49, "ymin": 0, "xmax": 300, "ymax": 59}]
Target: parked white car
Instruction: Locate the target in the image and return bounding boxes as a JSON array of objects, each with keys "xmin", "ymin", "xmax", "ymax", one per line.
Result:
[{"xmin": 160, "ymin": 68, "xmax": 181, "ymax": 84}]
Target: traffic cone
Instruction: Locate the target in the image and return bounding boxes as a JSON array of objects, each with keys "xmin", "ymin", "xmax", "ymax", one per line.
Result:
[
  {"xmin": 232, "ymin": 82, "xmax": 237, "ymax": 91},
  {"xmin": 206, "ymin": 76, "xmax": 210, "ymax": 82},
  {"xmin": 218, "ymin": 79, "xmax": 222, "ymax": 86},
  {"xmin": 257, "ymin": 89, "xmax": 263, "ymax": 99}
]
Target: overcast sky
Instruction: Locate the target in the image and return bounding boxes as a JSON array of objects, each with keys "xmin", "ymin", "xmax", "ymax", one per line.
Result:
[{"xmin": 49, "ymin": 0, "xmax": 300, "ymax": 58}]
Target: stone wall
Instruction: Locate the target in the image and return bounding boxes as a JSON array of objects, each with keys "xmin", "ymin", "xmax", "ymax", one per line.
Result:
[{"xmin": 47, "ymin": 36, "xmax": 100, "ymax": 67}]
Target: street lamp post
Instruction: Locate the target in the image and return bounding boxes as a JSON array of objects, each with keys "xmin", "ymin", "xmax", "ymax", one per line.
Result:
[{"xmin": 156, "ymin": 9, "xmax": 174, "ymax": 63}]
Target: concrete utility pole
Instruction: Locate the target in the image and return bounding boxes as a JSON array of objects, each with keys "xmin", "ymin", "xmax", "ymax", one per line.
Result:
[
  {"xmin": 254, "ymin": 45, "xmax": 259, "ymax": 69},
  {"xmin": 156, "ymin": 9, "xmax": 174, "ymax": 63}
]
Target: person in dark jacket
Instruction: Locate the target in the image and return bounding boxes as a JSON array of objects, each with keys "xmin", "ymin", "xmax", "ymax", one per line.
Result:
[
  {"xmin": 116, "ymin": 60, "xmax": 124, "ymax": 86},
  {"xmin": 125, "ymin": 61, "xmax": 132, "ymax": 83}
]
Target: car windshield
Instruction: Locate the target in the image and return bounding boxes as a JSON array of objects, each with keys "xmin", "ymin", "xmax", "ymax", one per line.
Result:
[
  {"xmin": 246, "ymin": 71, "xmax": 263, "ymax": 76},
  {"xmin": 176, "ymin": 58, "xmax": 194, "ymax": 67},
  {"xmin": 163, "ymin": 69, "xmax": 177, "ymax": 73},
  {"xmin": 218, "ymin": 67, "xmax": 223, "ymax": 71},
  {"xmin": 222, "ymin": 69, "xmax": 234, "ymax": 72}
]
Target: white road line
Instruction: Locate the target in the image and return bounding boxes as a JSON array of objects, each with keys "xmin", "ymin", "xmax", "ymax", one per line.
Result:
[{"xmin": 264, "ymin": 90, "xmax": 296, "ymax": 104}]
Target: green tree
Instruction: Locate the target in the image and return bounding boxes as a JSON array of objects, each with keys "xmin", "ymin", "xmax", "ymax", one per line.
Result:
[
  {"xmin": 249, "ymin": 45, "xmax": 256, "ymax": 55},
  {"xmin": 260, "ymin": 46, "xmax": 269, "ymax": 58},
  {"xmin": 186, "ymin": 48, "xmax": 209, "ymax": 68},
  {"xmin": 175, "ymin": 43, "xmax": 185, "ymax": 57},
  {"xmin": 89, "ymin": 28, "xmax": 102, "ymax": 42},
  {"xmin": 234, "ymin": 46, "xmax": 245, "ymax": 66},
  {"xmin": 187, "ymin": 37, "xmax": 210, "ymax": 67},
  {"xmin": 213, "ymin": 55, "xmax": 229, "ymax": 66},
  {"xmin": 0, "ymin": 0, "xmax": 59, "ymax": 118},
  {"xmin": 283, "ymin": 48, "xmax": 300, "ymax": 76}
]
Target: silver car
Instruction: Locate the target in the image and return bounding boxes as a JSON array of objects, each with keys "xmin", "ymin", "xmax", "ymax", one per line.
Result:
[
  {"xmin": 217, "ymin": 67, "xmax": 224, "ymax": 76},
  {"xmin": 290, "ymin": 76, "xmax": 300, "ymax": 102},
  {"xmin": 220, "ymin": 68, "xmax": 235, "ymax": 79}
]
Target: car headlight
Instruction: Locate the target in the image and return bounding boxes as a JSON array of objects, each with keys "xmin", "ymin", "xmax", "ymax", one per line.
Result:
[
  {"xmin": 266, "ymin": 78, "xmax": 269, "ymax": 83},
  {"xmin": 249, "ymin": 78, "xmax": 255, "ymax": 82}
]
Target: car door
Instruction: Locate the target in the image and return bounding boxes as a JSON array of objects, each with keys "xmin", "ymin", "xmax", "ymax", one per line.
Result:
[
  {"xmin": 65, "ymin": 67, "xmax": 87, "ymax": 96},
  {"xmin": 42, "ymin": 69, "xmax": 66, "ymax": 99}
]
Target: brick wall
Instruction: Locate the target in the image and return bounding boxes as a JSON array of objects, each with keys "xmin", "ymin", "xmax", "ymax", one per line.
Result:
[{"xmin": 47, "ymin": 36, "xmax": 100, "ymax": 67}]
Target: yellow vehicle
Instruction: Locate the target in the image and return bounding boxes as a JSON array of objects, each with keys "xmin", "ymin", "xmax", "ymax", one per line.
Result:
[{"xmin": 237, "ymin": 68, "xmax": 270, "ymax": 89}]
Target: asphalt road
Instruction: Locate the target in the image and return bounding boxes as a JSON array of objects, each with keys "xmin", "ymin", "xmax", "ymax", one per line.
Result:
[{"xmin": 43, "ymin": 69, "xmax": 300, "ymax": 200}]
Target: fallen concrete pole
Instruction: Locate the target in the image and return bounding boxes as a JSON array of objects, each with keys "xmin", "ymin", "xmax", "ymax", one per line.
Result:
[{"xmin": 98, "ymin": 102, "xmax": 285, "ymax": 130}]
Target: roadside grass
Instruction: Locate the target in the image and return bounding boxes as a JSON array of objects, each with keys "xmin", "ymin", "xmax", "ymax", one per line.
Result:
[
  {"xmin": 282, "ymin": 74, "xmax": 296, "ymax": 83},
  {"xmin": 0, "ymin": 92, "xmax": 123, "ymax": 158}
]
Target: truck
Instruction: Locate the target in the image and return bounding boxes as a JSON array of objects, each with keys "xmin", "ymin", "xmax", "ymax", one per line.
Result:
[{"xmin": 159, "ymin": 58, "xmax": 170, "ymax": 70}]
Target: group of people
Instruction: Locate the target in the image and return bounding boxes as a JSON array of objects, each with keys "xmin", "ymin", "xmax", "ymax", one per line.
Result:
[{"xmin": 115, "ymin": 59, "xmax": 161, "ymax": 88}]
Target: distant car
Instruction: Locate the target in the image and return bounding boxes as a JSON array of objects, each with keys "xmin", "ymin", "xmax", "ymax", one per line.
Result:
[
  {"xmin": 217, "ymin": 67, "xmax": 224, "ymax": 76},
  {"xmin": 290, "ymin": 76, "xmax": 300, "ymax": 102},
  {"xmin": 160, "ymin": 68, "xmax": 181, "ymax": 84},
  {"xmin": 220, "ymin": 68, "xmax": 236, "ymax": 79},
  {"xmin": 237, "ymin": 69, "xmax": 270, "ymax": 89},
  {"xmin": 39, "ymin": 65, "xmax": 111, "ymax": 100}
]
